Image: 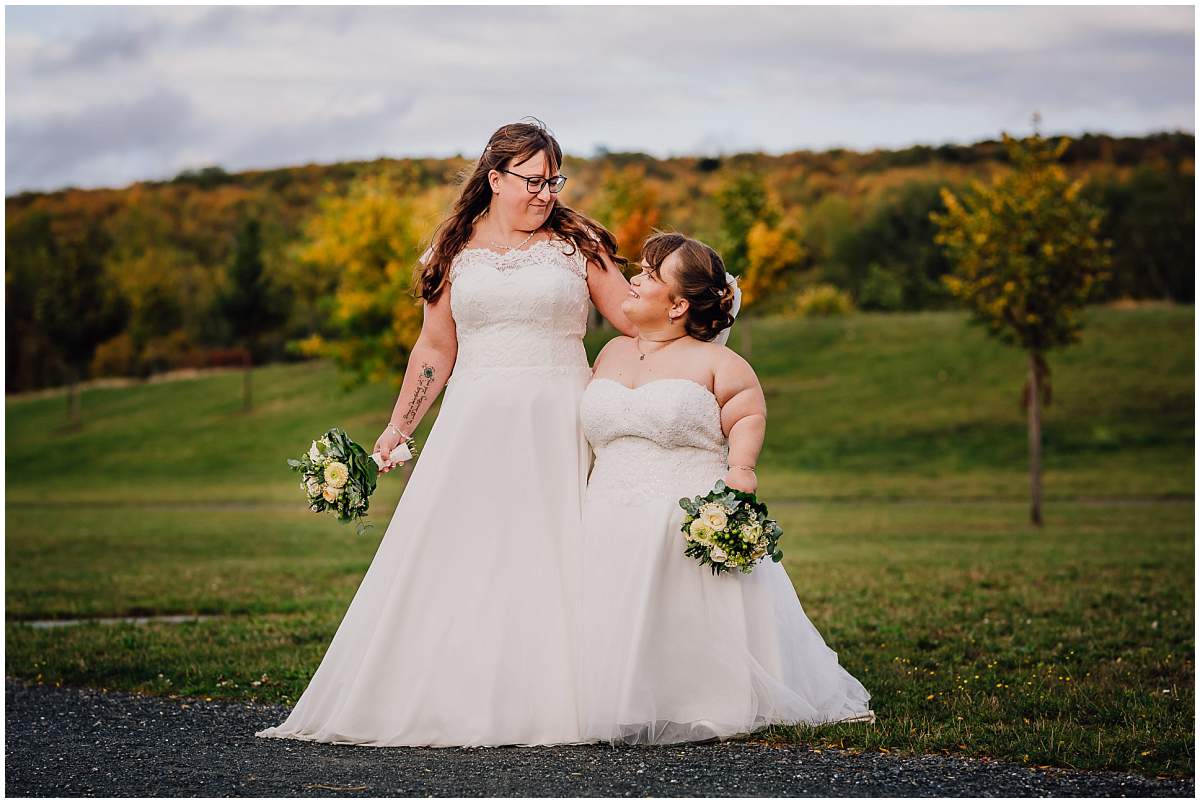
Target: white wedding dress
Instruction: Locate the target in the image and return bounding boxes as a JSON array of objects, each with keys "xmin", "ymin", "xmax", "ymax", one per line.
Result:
[
  {"xmin": 575, "ymin": 376, "xmax": 875, "ymax": 745},
  {"xmin": 256, "ymin": 237, "xmax": 593, "ymax": 747}
]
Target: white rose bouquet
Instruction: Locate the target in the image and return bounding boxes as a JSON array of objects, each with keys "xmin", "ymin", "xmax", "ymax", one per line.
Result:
[
  {"xmin": 288, "ymin": 426, "xmax": 418, "ymax": 535},
  {"xmin": 678, "ymin": 480, "xmax": 784, "ymax": 576}
]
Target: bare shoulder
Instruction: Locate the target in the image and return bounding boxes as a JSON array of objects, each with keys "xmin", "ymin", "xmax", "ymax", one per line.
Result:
[
  {"xmin": 690, "ymin": 339, "xmax": 749, "ymax": 371},
  {"xmin": 719, "ymin": 344, "xmax": 755, "ymax": 375},
  {"xmin": 593, "ymin": 334, "xmax": 634, "ymax": 369},
  {"xmin": 600, "ymin": 334, "xmax": 635, "ymax": 352},
  {"xmin": 709, "ymin": 343, "xmax": 760, "ymax": 394}
]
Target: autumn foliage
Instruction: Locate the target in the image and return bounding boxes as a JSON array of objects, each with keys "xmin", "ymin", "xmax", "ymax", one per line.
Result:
[{"xmin": 4, "ymin": 132, "xmax": 1191, "ymax": 394}]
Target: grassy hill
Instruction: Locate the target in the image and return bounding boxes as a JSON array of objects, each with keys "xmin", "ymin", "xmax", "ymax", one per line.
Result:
[
  {"xmin": 5, "ymin": 304, "xmax": 1193, "ymax": 776},
  {"xmin": 7, "ymin": 303, "xmax": 1192, "ymax": 505}
]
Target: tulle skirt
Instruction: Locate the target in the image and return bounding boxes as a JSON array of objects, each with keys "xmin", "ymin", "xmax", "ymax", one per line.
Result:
[
  {"xmin": 255, "ymin": 365, "xmax": 592, "ymax": 747},
  {"xmin": 575, "ymin": 468, "xmax": 876, "ymax": 745}
]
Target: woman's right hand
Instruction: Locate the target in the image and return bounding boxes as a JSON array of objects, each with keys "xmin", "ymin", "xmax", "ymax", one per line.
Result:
[{"xmin": 373, "ymin": 429, "xmax": 404, "ymax": 474}]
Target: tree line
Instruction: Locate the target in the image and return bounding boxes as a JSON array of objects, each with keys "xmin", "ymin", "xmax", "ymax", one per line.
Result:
[{"xmin": 5, "ymin": 130, "xmax": 1193, "ymax": 398}]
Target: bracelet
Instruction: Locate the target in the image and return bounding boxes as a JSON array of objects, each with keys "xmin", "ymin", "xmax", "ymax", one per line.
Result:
[
  {"xmin": 385, "ymin": 422, "xmax": 408, "ymax": 439},
  {"xmin": 728, "ymin": 464, "xmax": 756, "ymax": 472}
]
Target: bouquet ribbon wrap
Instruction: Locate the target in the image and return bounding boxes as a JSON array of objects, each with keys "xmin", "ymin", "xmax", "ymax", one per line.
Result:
[{"xmin": 371, "ymin": 441, "xmax": 413, "ymax": 469}]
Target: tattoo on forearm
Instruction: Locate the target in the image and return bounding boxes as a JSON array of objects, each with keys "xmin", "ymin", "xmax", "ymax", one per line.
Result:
[{"xmin": 402, "ymin": 364, "xmax": 435, "ymax": 428}]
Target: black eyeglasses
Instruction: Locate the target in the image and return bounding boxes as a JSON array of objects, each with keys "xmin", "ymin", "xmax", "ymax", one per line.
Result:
[
  {"xmin": 636, "ymin": 261, "xmax": 663, "ymax": 281},
  {"xmin": 500, "ymin": 168, "xmax": 567, "ymax": 194}
]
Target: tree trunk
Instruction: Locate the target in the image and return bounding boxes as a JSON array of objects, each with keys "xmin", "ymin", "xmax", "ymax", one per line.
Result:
[
  {"xmin": 1027, "ymin": 350, "xmax": 1043, "ymax": 526},
  {"xmin": 242, "ymin": 350, "xmax": 253, "ymax": 413},
  {"xmin": 66, "ymin": 366, "xmax": 82, "ymax": 430}
]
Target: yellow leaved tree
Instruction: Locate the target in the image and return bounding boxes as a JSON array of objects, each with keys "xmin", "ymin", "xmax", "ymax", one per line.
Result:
[
  {"xmin": 591, "ymin": 163, "xmax": 661, "ymax": 262},
  {"xmin": 930, "ymin": 120, "xmax": 1112, "ymax": 525},
  {"xmin": 291, "ymin": 170, "xmax": 443, "ymax": 390},
  {"xmin": 744, "ymin": 217, "xmax": 806, "ymax": 308}
]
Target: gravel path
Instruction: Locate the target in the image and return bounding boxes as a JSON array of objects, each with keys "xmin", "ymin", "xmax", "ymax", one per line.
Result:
[{"xmin": 5, "ymin": 677, "xmax": 1192, "ymax": 797}]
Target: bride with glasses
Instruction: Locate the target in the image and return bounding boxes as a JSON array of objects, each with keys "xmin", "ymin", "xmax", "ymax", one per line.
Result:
[{"xmin": 256, "ymin": 119, "xmax": 637, "ymax": 747}]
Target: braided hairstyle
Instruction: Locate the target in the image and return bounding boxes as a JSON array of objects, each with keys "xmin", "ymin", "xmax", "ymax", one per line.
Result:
[{"xmin": 641, "ymin": 231, "xmax": 736, "ymax": 341}]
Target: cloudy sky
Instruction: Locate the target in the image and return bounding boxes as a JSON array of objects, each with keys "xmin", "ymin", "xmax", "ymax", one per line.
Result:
[{"xmin": 5, "ymin": 3, "xmax": 1194, "ymax": 194}]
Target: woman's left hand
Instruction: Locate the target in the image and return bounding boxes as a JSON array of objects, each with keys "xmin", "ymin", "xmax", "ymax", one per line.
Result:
[{"xmin": 723, "ymin": 467, "xmax": 757, "ymax": 494}]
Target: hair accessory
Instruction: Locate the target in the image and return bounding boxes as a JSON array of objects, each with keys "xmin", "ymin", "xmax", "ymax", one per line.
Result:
[{"xmin": 713, "ymin": 272, "xmax": 742, "ymax": 347}]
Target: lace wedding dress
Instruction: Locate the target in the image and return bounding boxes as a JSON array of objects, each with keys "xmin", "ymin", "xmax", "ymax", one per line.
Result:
[
  {"xmin": 256, "ymin": 237, "xmax": 593, "ymax": 747},
  {"xmin": 575, "ymin": 377, "xmax": 875, "ymax": 745}
]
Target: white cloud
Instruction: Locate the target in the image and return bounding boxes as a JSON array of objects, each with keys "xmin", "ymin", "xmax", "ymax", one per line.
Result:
[{"xmin": 4, "ymin": 4, "xmax": 1193, "ymax": 193}]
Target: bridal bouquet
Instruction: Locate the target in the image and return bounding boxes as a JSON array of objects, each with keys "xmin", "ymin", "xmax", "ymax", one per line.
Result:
[
  {"xmin": 678, "ymin": 480, "xmax": 784, "ymax": 576},
  {"xmin": 288, "ymin": 427, "xmax": 418, "ymax": 536}
]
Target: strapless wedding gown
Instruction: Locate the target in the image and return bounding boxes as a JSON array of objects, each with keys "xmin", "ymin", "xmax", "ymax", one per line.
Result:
[
  {"xmin": 575, "ymin": 376, "xmax": 875, "ymax": 745},
  {"xmin": 256, "ymin": 238, "xmax": 593, "ymax": 747}
]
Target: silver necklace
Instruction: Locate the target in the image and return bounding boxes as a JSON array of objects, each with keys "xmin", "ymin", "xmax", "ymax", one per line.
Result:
[
  {"xmin": 489, "ymin": 228, "xmax": 538, "ymax": 252},
  {"xmin": 481, "ymin": 210, "xmax": 539, "ymax": 252}
]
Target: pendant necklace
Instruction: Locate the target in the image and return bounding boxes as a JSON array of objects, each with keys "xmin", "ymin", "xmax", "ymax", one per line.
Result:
[{"xmin": 636, "ymin": 333, "xmax": 687, "ymax": 361}]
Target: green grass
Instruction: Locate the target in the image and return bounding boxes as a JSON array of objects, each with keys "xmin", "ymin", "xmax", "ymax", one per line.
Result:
[
  {"xmin": 6, "ymin": 304, "xmax": 1193, "ymax": 776},
  {"xmin": 761, "ymin": 499, "xmax": 1192, "ymax": 777},
  {"xmin": 720, "ymin": 304, "xmax": 1194, "ymax": 500}
]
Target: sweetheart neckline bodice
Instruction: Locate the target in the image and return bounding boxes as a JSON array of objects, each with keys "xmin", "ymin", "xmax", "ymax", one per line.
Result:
[
  {"xmin": 589, "ymin": 375, "xmax": 718, "ymax": 404},
  {"xmin": 580, "ymin": 374, "xmax": 729, "ymax": 506}
]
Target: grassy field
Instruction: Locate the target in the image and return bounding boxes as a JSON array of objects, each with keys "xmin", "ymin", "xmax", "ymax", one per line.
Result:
[{"xmin": 5, "ymin": 303, "xmax": 1193, "ymax": 776}]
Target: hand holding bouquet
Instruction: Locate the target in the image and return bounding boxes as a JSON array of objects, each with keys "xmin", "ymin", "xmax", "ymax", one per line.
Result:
[
  {"xmin": 372, "ymin": 424, "xmax": 415, "ymax": 475},
  {"xmin": 289, "ymin": 427, "xmax": 419, "ymax": 535},
  {"xmin": 678, "ymin": 480, "xmax": 784, "ymax": 575}
]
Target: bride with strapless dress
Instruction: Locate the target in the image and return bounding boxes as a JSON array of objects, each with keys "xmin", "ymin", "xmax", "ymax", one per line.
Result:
[{"xmin": 574, "ymin": 375, "xmax": 875, "ymax": 745}]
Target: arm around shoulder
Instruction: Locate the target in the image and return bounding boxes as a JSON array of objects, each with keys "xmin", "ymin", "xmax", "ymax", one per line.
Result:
[{"xmin": 586, "ymin": 249, "xmax": 639, "ymax": 338}]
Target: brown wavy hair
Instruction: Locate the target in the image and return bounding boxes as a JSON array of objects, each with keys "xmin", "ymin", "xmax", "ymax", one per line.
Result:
[
  {"xmin": 641, "ymin": 231, "xmax": 736, "ymax": 342},
  {"xmin": 415, "ymin": 118, "xmax": 626, "ymax": 303}
]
